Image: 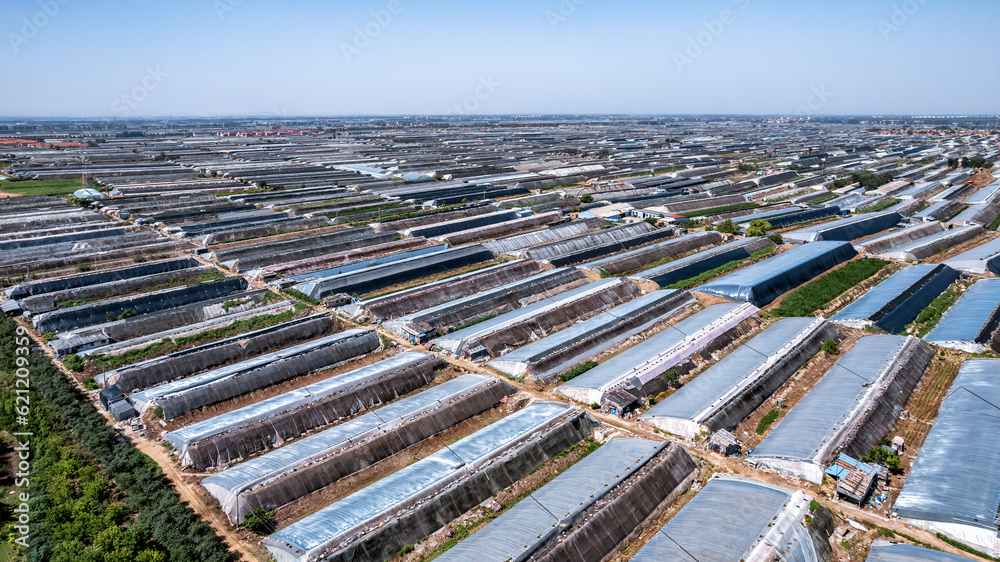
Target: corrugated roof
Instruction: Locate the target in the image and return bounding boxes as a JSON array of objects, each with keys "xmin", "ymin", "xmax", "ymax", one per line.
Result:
[{"xmin": 924, "ymin": 279, "xmax": 1000, "ymax": 348}]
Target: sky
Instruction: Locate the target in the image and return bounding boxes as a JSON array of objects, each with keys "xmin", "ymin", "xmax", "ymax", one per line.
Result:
[{"xmin": 3, "ymin": 0, "xmax": 998, "ymax": 117}]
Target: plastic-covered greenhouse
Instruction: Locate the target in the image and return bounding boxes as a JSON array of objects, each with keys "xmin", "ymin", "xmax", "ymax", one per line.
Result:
[
  {"xmin": 164, "ymin": 351, "xmax": 443, "ymax": 469},
  {"xmin": 131, "ymin": 328, "xmax": 380, "ymax": 419},
  {"xmin": 488, "ymin": 289, "xmax": 695, "ymax": 381},
  {"xmin": 404, "ymin": 209, "xmax": 519, "ymax": 239},
  {"xmin": 641, "ymin": 317, "xmax": 837, "ymax": 438},
  {"xmin": 923, "ymin": 278, "xmax": 1000, "ymax": 353},
  {"xmin": 201, "ymin": 374, "xmax": 515, "ymax": 523},
  {"xmin": 5, "ymin": 256, "xmax": 201, "ymax": 299},
  {"xmin": 749, "ymin": 335, "xmax": 932, "ymax": 483},
  {"xmin": 557, "ymin": 302, "xmax": 758, "ymax": 406},
  {"xmin": 694, "ymin": 241, "xmax": 858, "ymax": 307},
  {"xmin": 383, "ymin": 267, "xmax": 589, "ymax": 341},
  {"xmin": 944, "ymin": 237, "xmax": 1000, "ymax": 275},
  {"xmin": 96, "ymin": 314, "xmax": 337, "ymax": 392},
  {"xmin": 894, "ymin": 359, "xmax": 1000, "ymax": 558},
  {"xmin": 830, "ymin": 264, "xmax": 959, "ymax": 333},
  {"xmin": 630, "ymin": 237, "xmax": 774, "ymax": 288},
  {"xmin": 480, "ymin": 219, "xmax": 601, "ymax": 256},
  {"xmin": 876, "ymin": 225, "xmax": 984, "ymax": 261},
  {"xmin": 750, "ymin": 206, "xmax": 841, "ymax": 229},
  {"xmin": 262, "ymin": 401, "xmax": 598, "ymax": 562},
  {"xmin": 630, "ymin": 475, "xmax": 832, "ymax": 562},
  {"xmin": 293, "ymin": 245, "xmax": 494, "ymax": 300},
  {"xmin": 435, "ymin": 438, "xmax": 698, "ymax": 562},
  {"xmin": 578, "ymin": 231, "xmax": 723, "ymax": 277},
  {"xmin": 524, "ymin": 222, "xmax": 654, "ymax": 262},
  {"xmin": 854, "ymin": 222, "xmax": 945, "ymax": 256},
  {"xmin": 342, "ymin": 259, "xmax": 542, "ymax": 321},
  {"xmin": 431, "ymin": 278, "xmax": 640, "ymax": 359},
  {"xmin": 867, "ymin": 540, "xmax": 972, "ymax": 561},
  {"xmin": 783, "ymin": 212, "xmax": 901, "ymax": 243}
]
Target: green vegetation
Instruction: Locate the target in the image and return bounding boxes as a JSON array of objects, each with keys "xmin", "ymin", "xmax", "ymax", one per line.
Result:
[
  {"xmin": 0, "ymin": 317, "xmax": 228, "ymax": 561},
  {"xmin": 987, "ymin": 213, "xmax": 1000, "ymax": 232},
  {"xmin": 62, "ymin": 354, "xmax": 85, "ymax": 372},
  {"xmin": 859, "ymin": 198, "xmax": 901, "ymax": 213},
  {"xmin": 663, "ymin": 369, "xmax": 681, "ymax": 388},
  {"xmin": 737, "ymin": 162, "xmax": 760, "ymax": 172},
  {"xmin": 56, "ymin": 299, "xmax": 89, "ymax": 309},
  {"xmin": 87, "ymin": 307, "xmax": 299, "ymax": 369},
  {"xmin": 680, "ymin": 202, "xmax": 760, "ymax": 218},
  {"xmin": 862, "ymin": 439, "xmax": 901, "ymax": 469},
  {"xmin": 770, "ymin": 259, "xmax": 891, "ymax": 318},
  {"xmin": 665, "ymin": 247, "xmax": 774, "ymax": 290},
  {"xmin": 821, "ymin": 340, "xmax": 840, "ymax": 355},
  {"xmin": 768, "ymin": 233, "xmax": 784, "ymax": 245},
  {"xmin": 936, "ymin": 533, "xmax": 1000, "ymax": 561},
  {"xmin": 716, "ymin": 219, "xmax": 737, "ymax": 234},
  {"xmin": 756, "ymin": 409, "xmax": 782, "ymax": 434},
  {"xmin": 908, "ymin": 284, "xmax": 962, "ymax": 337},
  {"xmin": 833, "ymin": 171, "xmax": 894, "ymax": 190},
  {"xmin": 810, "ymin": 192, "xmax": 838, "ymax": 205},
  {"xmin": 960, "ymin": 155, "xmax": 994, "ymax": 170},
  {"xmin": 745, "ymin": 219, "xmax": 771, "ymax": 237},
  {"xmin": 455, "ymin": 313, "xmax": 498, "ymax": 331},
  {"xmin": 579, "ymin": 194, "xmax": 594, "ymax": 204},
  {"xmin": 559, "ymin": 361, "xmax": 599, "ymax": 382},
  {"xmin": 242, "ymin": 508, "xmax": 276, "ymax": 535},
  {"xmin": 282, "ymin": 287, "xmax": 320, "ymax": 306},
  {"xmin": 809, "ymin": 499, "xmax": 824, "ymax": 512},
  {"xmin": 0, "ymin": 178, "xmax": 86, "ymax": 197}
]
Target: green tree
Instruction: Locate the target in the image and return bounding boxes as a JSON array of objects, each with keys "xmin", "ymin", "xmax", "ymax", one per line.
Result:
[
  {"xmin": 716, "ymin": 219, "xmax": 737, "ymax": 234},
  {"xmin": 580, "ymin": 194, "xmax": 594, "ymax": 204},
  {"xmin": 746, "ymin": 219, "xmax": 771, "ymax": 237},
  {"xmin": 663, "ymin": 369, "xmax": 681, "ymax": 388}
]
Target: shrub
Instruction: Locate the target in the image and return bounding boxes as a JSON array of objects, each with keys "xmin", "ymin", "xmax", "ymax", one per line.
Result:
[
  {"xmin": 768, "ymin": 233, "xmax": 783, "ymax": 245},
  {"xmin": 580, "ymin": 194, "xmax": 594, "ymax": 204},
  {"xmin": 243, "ymin": 508, "xmax": 276, "ymax": 534},
  {"xmin": 663, "ymin": 369, "xmax": 681, "ymax": 387},
  {"xmin": 756, "ymin": 409, "xmax": 781, "ymax": 435},
  {"xmin": 746, "ymin": 219, "xmax": 771, "ymax": 237},
  {"xmin": 560, "ymin": 361, "xmax": 598, "ymax": 382},
  {"xmin": 716, "ymin": 219, "xmax": 737, "ymax": 234},
  {"xmin": 62, "ymin": 354, "xmax": 85, "ymax": 372},
  {"xmin": 821, "ymin": 340, "xmax": 839, "ymax": 355}
]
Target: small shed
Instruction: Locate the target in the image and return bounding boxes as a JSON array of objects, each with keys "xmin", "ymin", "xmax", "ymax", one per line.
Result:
[
  {"xmin": 602, "ymin": 385, "xmax": 642, "ymax": 418},
  {"xmin": 708, "ymin": 429, "xmax": 741, "ymax": 457},
  {"xmin": 99, "ymin": 385, "xmax": 125, "ymax": 411},
  {"xmin": 108, "ymin": 398, "xmax": 137, "ymax": 422},
  {"xmin": 825, "ymin": 453, "xmax": 878, "ymax": 504}
]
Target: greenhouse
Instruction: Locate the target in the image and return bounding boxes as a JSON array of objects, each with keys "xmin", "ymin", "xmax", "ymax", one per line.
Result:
[
  {"xmin": 866, "ymin": 540, "xmax": 972, "ymax": 561},
  {"xmin": 96, "ymin": 313, "xmax": 337, "ymax": 392},
  {"xmin": 749, "ymin": 335, "xmax": 933, "ymax": 483},
  {"xmin": 853, "ymin": 222, "xmax": 945, "ymax": 256},
  {"xmin": 783, "ymin": 212, "xmax": 901, "ymax": 243},
  {"xmin": 164, "ymin": 351, "xmax": 443, "ymax": 469},
  {"xmin": 130, "ymin": 328, "xmax": 380, "ymax": 419},
  {"xmin": 924, "ymin": 278, "xmax": 1000, "ymax": 353},
  {"xmin": 436, "ymin": 438, "xmax": 698, "ymax": 562},
  {"xmin": 746, "ymin": 206, "xmax": 840, "ymax": 229},
  {"xmin": 432, "ymin": 278, "xmax": 640, "ymax": 360},
  {"xmin": 630, "ymin": 475, "xmax": 832, "ymax": 562},
  {"xmin": 876, "ymin": 225, "xmax": 984, "ymax": 261},
  {"xmin": 488, "ymin": 289, "xmax": 695, "ymax": 381},
  {"xmin": 404, "ymin": 209, "xmax": 519, "ymax": 238},
  {"xmin": 383, "ymin": 267, "xmax": 589, "ymax": 342},
  {"xmin": 341, "ymin": 259, "xmax": 542, "ymax": 321},
  {"xmin": 944, "ymin": 237, "xmax": 1000, "ymax": 275},
  {"xmin": 694, "ymin": 241, "xmax": 857, "ymax": 307},
  {"xmin": 480, "ymin": 219, "xmax": 601, "ymax": 256},
  {"xmin": 894, "ymin": 360, "xmax": 1000, "ymax": 558},
  {"xmin": 524, "ymin": 222, "xmax": 655, "ymax": 261},
  {"xmin": 262, "ymin": 402, "xmax": 598, "ymax": 562},
  {"xmin": 631, "ymin": 237, "xmax": 774, "ymax": 288},
  {"xmin": 641, "ymin": 317, "xmax": 838, "ymax": 438},
  {"xmin": 577, "ymin": 231, "xmax": 723, "ymax": 277},
  {"xmin": 557, "ymin": 302, "xmax": 758, "ymax": 406},
  {"xmin": 201, "ymin": 374, "xmax": 515, "ymax": 523},
  {"xmin": 830, "ymin": 264, "xmax": 959, "ymax": 333}
]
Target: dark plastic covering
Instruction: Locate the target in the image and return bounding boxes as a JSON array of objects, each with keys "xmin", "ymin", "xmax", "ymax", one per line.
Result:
[
  {"xmin": 32, "ymin": 276, "xmax": 249, "ymax": 334},
  {"xmin": 131, "ymin": 329, "xmax": 380, "ymax": 419},
  {"xmin": 4, "ymin": 257, "xmax": 200, "ymax": 299},
  {"xmin": 437, "ymin": 439, "xmax": 697, "ymax": 562},
  {"xmin": 262, "ymin": 402, "xmax": 598, "ymax": 562},
  {"xmin": 294, "ymin": 245, "xmax": 494, "ymax": 300},
  {"xmin": 695, "ymin": 241, "xmax": 858, "ymax": 307},
  {"xmin": 97, "ymin": 314, "xmax": 337, "ymax": 392},
  {"xmin": 784, "ymin": 212, "xmax": 902, "ymax": 243},
  {"xmin": 202, "ymin": 374, "xmax": 515, "ymax": 523},
  {"xmin": 165, "ymin": 352, "xmax": 444, "ymax": 470},
  {"xmin": 924, "ymin": 278, "xmax": 1000, "ymax": 352},
  {"xmin": 894, "ymin": 360, "xmax": 1000, "ymax": 554},
  {"xmin": 632, "ymin": 237, "xmax": 774, "ymax": 288},
  {"xmin": 580, "ymin": 231, "xmax": 723, "ymax": 276},
  {"xmin": 763, "ymin": 206, "xmax": 841, "ymax": 228},
  {"xmin": 831, "ymin": 264, "xmax": 959, "ymax": 333}
]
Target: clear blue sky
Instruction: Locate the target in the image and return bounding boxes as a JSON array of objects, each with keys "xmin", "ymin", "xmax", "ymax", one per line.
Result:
[{"xmin": 4, "ymin": 0, "xmax": 997, "ymax": 117}]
